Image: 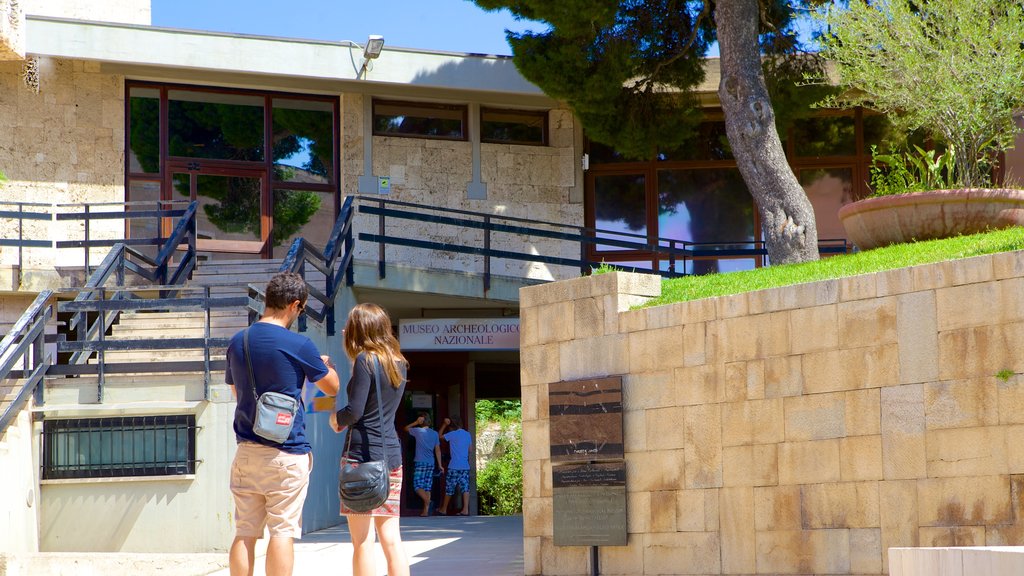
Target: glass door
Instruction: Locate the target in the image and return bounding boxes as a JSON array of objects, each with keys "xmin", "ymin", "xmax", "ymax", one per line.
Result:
[{"xmin": 165, "ymin": 164, "xmax": 269, "ymax": 260}]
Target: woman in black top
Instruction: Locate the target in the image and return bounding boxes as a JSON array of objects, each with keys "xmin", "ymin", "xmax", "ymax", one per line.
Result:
[{"xmin": 330, "ymin": 303, "xmax": 409, "ymax": 576}]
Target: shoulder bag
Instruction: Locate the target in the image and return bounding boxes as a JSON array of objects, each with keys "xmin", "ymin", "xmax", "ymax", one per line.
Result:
[
  {"xmin": 244, "ymin": 327, "xmax": 300, "ymax": 444},
  {"xmin": 338, "ymin": 355, "xmax": 391, "ymax": 512}
]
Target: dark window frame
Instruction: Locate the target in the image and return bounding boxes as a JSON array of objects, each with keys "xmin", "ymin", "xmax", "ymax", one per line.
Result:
[
  {"xmin": 42, "ymin": 415, "xmax": 199, "ymax": 480},
  {"xmin": 480, "ymin": 107, "xmax": 549, "ymax": 146},
  {"xmin": 124, "ymin": 81, "xmax": 341, "ymax": 257},
  {"xmin": 372, "ymin": 99, "xmax": 469, "ymax": 141},
  {"xmin": 584, "ymin": 108, "xmax": 880, "ymax": 271}
]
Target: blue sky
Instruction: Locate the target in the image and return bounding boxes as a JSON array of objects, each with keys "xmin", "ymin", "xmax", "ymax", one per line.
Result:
[{"xmin": 150, "ymin": 0, "xmax": 539, "ymax": 56}]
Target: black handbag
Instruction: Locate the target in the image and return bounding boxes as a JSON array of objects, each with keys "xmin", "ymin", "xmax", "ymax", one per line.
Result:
[{"xmin": 338, "ymin": 356, "xmax": 391, "ymax": 512}]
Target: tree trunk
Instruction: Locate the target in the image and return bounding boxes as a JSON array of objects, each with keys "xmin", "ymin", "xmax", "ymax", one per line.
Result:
[{"xmin": 713, "ymin": 0, "xmax": 819, "ymax": 264}]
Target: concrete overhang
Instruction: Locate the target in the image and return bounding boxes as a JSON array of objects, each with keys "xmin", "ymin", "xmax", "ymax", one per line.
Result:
[{"xmin": 25, "ymin": 16, "xmax": 556, "ymax": 106}]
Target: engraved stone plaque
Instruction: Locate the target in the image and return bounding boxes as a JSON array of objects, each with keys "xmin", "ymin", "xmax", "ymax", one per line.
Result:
[
  {"xmin": 548, "ymin": 376, "xmax": 623, "ymax": 463},
  {"xmin": 552, "ymin": 462, "xmax": 627, "ymax": 546}
]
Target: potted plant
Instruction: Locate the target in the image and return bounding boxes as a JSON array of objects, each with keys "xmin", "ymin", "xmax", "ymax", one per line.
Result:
[{"xmin": 815, "ymin": 0, "xmax": 1024, "ymax": 250}]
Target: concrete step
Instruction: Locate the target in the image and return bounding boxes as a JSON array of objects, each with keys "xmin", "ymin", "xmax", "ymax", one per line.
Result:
[
  {"xmin": 44, "ymin": 372, "xmax": 221, "ymax": 404},
  {"xmin": 114, "ymin": 313, "xmax": 248, "ymax": 330},
  {"xmin": 89, "ymin": 348, "xmax": 226, "ymax": 363}
]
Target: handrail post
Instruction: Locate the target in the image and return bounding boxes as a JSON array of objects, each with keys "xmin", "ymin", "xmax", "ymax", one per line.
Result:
[
  {"xmin": 669, "ymin": 240, "xmax": 677, "ymax": 276},
  {"xmin": 483, "ymin": 215, "xmax": 491, "ymax": 294},
  {"xmin": 580, "ymin": 230, "xmax": 588, "ymax": 276},
  {"xmin": 97, "ymin": 286, "xmax": 105, "ymax": 403},
  {"xmin": 203, "ymin": 285, "xmax": 211, "ymax": 401},
  {"xmin": 83, "ymin": 204, "xmax": 91, "ymax": 275},
  {"xmin": 377, "ymin": 198, "xmax": 386, "ymax": 279},
  {"xmin": 298, "ymin": 253, "xmax": 308, "ymax": 333},
  {"xmin": 31, "ymin": 307, "xmax": 46, "ymax": 407},
  {"xmin": 345, "ymin": 217, "xmax": 354, "ymax": 287},
  {"xmin": 17, "ymin": 203, "xmax": 24, "ymax": 283}
]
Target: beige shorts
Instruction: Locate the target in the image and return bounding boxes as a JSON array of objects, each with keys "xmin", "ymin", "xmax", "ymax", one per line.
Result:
[{"xmin": 230, "ymin": 442, "xmax": 312, "ymax": 539}]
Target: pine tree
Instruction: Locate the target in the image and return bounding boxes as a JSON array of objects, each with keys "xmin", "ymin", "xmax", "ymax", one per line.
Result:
[{"xmin": 471, "ymin": 0, "xmax": 829, "ymax": 264}]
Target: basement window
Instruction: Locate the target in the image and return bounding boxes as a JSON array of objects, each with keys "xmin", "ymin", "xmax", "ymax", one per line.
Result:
[{"xmin": 42, "ymin": 415, "xmax": 198, "ymax": 480}]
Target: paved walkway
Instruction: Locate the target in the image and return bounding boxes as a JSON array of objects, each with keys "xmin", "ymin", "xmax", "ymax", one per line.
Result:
[{"xmin": 209, "ymin": 515, "xmax": 524, "ymax": 576}]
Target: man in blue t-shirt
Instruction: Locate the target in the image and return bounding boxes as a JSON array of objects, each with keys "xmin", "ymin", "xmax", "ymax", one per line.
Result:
[
  {"xmin": 225, "ymin": 272, "xmax": 339, "ymax": 576},
  {"xmin": 403, "ymin": 412, "xmax": 443, "ymax": 516},
  {"xmin": 439, "ymin": 416, "xmax": 473, "ymax": 516}
]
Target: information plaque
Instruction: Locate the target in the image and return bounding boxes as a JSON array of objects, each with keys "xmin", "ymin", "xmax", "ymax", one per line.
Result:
[
  {"xmin": 552, "ymin": 462, "xmax": 627, "ymax": 546},
  {"xmin": 548, "ymin": 376, "xmax": 623, "ymax": 463}
]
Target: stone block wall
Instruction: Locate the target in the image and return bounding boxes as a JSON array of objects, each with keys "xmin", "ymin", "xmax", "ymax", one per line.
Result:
[
  {"xmin": 519, "ymin": 250, "xmax": 1024, "ymax": 575},
  {"xmin": 0, "ymin": 57, "xmax": 124, "ymax": 282},
  {"xmin": 342, "ymin": 93, "xmax": 583, "ymax": 282},
  {"xmin": 0, "ymin": 0, "xmax": 25, "ymax": 61}
]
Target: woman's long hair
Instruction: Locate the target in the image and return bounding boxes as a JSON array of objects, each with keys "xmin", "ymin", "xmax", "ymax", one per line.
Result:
[{"xmin": 343, "ymin": 303, "xmax": 407, "ymax": 388}]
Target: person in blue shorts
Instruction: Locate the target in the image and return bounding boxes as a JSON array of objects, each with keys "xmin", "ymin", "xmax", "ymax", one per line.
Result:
[
  {"xmin": 403, "ymin": 412, "xmax": 442, "ymax": 516},
  {"xmin": 439, "ymin": 416, "xmax": 473, "ymax": 516}
]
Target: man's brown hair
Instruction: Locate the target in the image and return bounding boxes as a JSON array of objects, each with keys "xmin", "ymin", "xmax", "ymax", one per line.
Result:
[{"xmin": 265, "ymin": 272, "xmax": 308, "ymax": 310}]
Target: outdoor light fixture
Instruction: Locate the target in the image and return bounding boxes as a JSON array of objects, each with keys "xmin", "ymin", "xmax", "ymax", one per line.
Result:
[{"xmin": 363, "ymin": 35, "xmax": 385, "ymax": 60}]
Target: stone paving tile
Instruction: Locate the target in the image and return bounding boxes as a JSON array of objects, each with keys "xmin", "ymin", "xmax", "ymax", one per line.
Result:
[{"xmin": 209, "ymin": 515, "xmax": 524, "ymax": 576}]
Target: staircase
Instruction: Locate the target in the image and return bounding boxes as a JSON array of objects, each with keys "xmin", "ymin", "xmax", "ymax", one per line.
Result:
[
  {"xmin": 45, "ymin": 259, "xmax": 287, "ymax": 405},
  {"xmin": 88, "ymin": 259, "xmax": 283, "ymax": 366}
]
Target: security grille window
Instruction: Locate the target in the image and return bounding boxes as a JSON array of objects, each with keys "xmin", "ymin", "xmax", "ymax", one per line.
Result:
[
  {"xmin": 481, "ymin": 108, "xmax": 548, "ymax": 145},
  {"xmin": 372, "ymin": 100, "xmax": 467, "ymax": 140},
  {"xmin": 42, "ymin": 415, "xmax": 198, "ymax": 480}
]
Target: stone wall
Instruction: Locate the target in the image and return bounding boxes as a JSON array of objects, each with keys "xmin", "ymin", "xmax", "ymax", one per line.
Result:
[
  {"xmin": 0, "ymin": 57, "xmax": 124, "ymax": 283},
  {"xmin": 0, "ymin": 408, "xmax": 40, "ymax": 555},
  {"xmin": 519, "ymin": 251, "xmax": 1024, "ymax": 575},
  {"xmin": 342, "ymin": 93, "xmax": 583, "ymax": 283},
  {"xmin": 0, "ymin": 0, "xmax": 25, "ymax": 61}
]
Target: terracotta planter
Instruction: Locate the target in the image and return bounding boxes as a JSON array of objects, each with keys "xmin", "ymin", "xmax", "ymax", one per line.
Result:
[{"xmin": 837, "ymin": 188, "xmax": 1024, "ymax": 250}]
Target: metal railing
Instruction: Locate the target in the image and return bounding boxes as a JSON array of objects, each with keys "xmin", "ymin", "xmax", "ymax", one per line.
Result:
[
  {"xmin": 63, "ymin": 201, "xmax": 199, "ymax": 370},
  {"xmin": 53, "ymin": 284, "xmax": 246, "ymax": 402},
  {"xmin": 0, "ymin": 290, "xmax": 54, "ymax": 432},
  {"xmin": 0, "ymin": 199, "xmax": 195, "ymax": 285},
  {"xmin": 353, "ymin": 195, "xmax": 849, "ymax": 289},
  {"xmin": 0, "ymin": 201, "xmax": 52, "ymax": 275},
  {"xmin": 248, "ymin": 195, "xmax": 356, "ymax": 335}
]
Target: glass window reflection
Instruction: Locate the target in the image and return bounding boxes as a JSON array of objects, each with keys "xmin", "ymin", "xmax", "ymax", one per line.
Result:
[
  {"xmin": 168, "ymin": 90, "xmax": 264, "ymax": 161},
  {"xmin": 128, "ymin": 87, "xmax": 160, "ymax": 174},
  {"xmin": 658, "ymin": 122, "xmax": 733, "ymax": 161},
  {"xmin": 373, "ymin": 101, "xmax": 465, "ymax": 140},
  {"xmin": 658, "ymin": 168, "xmax": 755, "ymax": 275},
  {"xmin": 272, "ymin": 99, "xmax": 333, "ymax": 184},
  {"xmin": 273, "ymin": 189, "xmax": 331, "ymax": 249},
  {"xmin": 799, "ymin": 167, "xmax": 854, "ymax": 241},
  {"xmin": 792, "ymin": 116, "xmax": 855, "ymax": 157},
  {"xmin": 594, "ymin": 174, "xmax": 647, "ymax": 251},
  {"xmin": 659, "ymin": 257, "xmax": 756, "ymax": 275}
]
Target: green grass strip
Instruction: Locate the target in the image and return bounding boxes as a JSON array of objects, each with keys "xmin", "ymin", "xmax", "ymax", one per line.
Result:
[{"xmin": 641, "ymin": 226, "xmax": 1024, "ymax": 308}]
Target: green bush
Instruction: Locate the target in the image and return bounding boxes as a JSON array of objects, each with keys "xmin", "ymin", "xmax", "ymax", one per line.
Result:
[
  {"xmin": 476, "ymin": 399, "xmax": 521, "ymax": 424},
  {"xmin": 477, "ymin": 425, "xmax": 523, "ymax": 516},
  {"xmin": 868, "ymin": 145, "xmax": 957, "ymax": 196}
]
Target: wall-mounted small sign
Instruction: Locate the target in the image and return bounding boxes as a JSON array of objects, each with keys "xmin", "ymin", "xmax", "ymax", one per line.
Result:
[
  {"xmin": 377, "ymin": 176, "xmax": 391, "ymax": 194},
  {"xmin": 549, "ymin": 375, "xmax": 624, "ymax": 463},
  {"xmin": 552, "ymin": 462, "xmax": 627, "ymax": 546}
]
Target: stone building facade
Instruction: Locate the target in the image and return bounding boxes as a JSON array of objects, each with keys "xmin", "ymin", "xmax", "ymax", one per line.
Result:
[{"xmin": 519, "ymin": 251, "xmax": 1024, "ymax": 575}]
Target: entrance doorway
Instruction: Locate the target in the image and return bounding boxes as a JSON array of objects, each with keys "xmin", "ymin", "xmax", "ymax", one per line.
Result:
[
  {"xmin": 397, "ymin": 351, "xmax": 521, "ymax": 517},
  {"xmin": 165, "ymin": 163, "xmax": 269, "ymax": 258}
]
